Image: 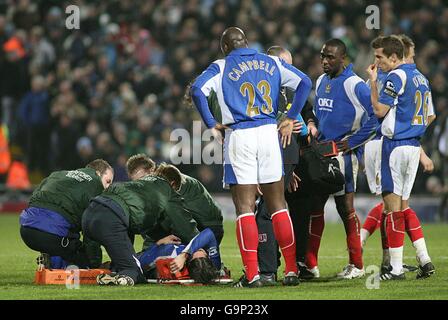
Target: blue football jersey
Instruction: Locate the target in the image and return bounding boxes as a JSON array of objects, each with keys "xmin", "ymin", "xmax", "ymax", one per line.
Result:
[
  {"xmin": 192, "ymin": 48, "xmax": 311, "ymax": 130},
  {"xmin": 314, "ymin": 64, "xmax": 376, "ymax": 149},
  {"xmin": 138, "ymin": 228, "xmax": 221, "ymax": 270},
  {"xmin": 376, "ymin": 69, "xmax": 388, "ymax": 94},
  {"xmin": 379, "ymin": 63, "xmax": 431, "ymax": 140},
  {"xmin": 366, "ymin": 68, "xmax": 388, "ymax": 139}
]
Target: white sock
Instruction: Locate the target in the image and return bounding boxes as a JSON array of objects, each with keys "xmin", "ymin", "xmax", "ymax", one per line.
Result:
[
  {"xmin": 360, "ymin": 229, "xmax": 370, "ymax": 246},
  {"xmin": 389, "ymin": 247, "xmax": 403, "ymax": 275},
  {"xmin": 381, "ymin": 249, "xmax": 390, "ymax": 267},
  {"xmin": 413, "ymin": 238, "xmax": 431, "ymax": 266}
]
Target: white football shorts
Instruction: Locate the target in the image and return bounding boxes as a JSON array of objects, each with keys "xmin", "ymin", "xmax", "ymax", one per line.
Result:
[{"xmin": 223, "ymin": 124, "xmax": 283, "ymax": 188}]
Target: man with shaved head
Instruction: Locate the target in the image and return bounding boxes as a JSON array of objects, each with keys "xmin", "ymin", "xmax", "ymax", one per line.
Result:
[
  {"xmin": 267, "ymin": 46, "xmax": 293, "ymax": 64},
  {"xmin": 191, "ymin": 27, "xmax": 312, "ymax": 287}
]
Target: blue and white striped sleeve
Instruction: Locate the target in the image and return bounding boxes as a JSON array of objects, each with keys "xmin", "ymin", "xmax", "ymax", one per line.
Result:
[
  {"xmin": 191, "ymin": 62, "xmax": 221, "ymax": 128},
  {"xmin": 181, "ymin": 228, "xmax": 221, "ymax": 269},
  {"xmin": 346, "ymin": 81, "xmax": 377, "ymax": 149},
  {"xmin": 378, "ymin": 72, "xmax": 404, "ymax": 108},
  {"xmin": 274, "ymin": 58, "xmax": 312, "ymax": 120}
]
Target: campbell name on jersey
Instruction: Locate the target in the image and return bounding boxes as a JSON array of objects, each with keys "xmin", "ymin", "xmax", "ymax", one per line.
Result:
[{"xmin": 192, "ymin": 48, "xmax": 310, "ymax": 130}]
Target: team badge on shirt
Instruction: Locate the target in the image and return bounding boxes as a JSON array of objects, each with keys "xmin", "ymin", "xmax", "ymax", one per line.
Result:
[
  {"xmin": 384, "ymin": 80, "xmax": 397, "ymax": 98},
  {"xmin": 325, "ymin": 84, "xmax": 331, "ymax": 93}
]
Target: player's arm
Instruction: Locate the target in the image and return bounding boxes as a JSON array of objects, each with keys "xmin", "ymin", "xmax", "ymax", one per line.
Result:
[
  {"xmin": 191, "ymin": 63, "xmax": 221, "ymax": 129},
  {"xmin": 274, "ymin": 58, "xmax": 312, "ymax": 146},
  {"xmin": 301, "ymin": 100, "xmax": 318, "ymax": 137},
  {"xmin": 366, "ymin": 64, "xmax": 393, "ymax": 118},
  {"xmin": 427, "ymin": 92, "xmax": 436, "ymax": 126},
  {"xmin": 343, "ymin": 81, "xmax": 378, "ymax": 151},
  {"xmin": 420, "ymin": 146, "xmax": 434, "ymax": 173},
  {"xmin": 156, "ymin": 234, "xmax": 181, "ymax": 245},
  {"xmin": 181, "ymin": 228, "xmax": 221, "ymax": 269},
  {"xmin": 275, "ymin": 58, "xmax": 312, "ymax": 119}
]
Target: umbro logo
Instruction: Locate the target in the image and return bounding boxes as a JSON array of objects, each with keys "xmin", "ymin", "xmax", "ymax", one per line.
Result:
[{"xmin": 328, "ymin": 164, "xmax": 336, "ymax": 176}]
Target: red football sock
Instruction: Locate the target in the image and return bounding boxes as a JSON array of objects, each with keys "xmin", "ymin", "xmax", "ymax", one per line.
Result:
[
  {"xmin": 403, "ymin": 207, "xmax": 424, "ymax": 242},
  {"xmin": 343, "ymin": 210, "xmax": 363, "ymax": 269},
  {"xmin": 235, "ymin": 213, "xmax": 259, "ymax": 282},
  {"xmin": 386, "ymin": 211, "xmax": 405, "ymax": 248},
  {"xmin": 271, "ymin": 209, "xmax": 298, "ymax": 274},
  {"xmin": 362, "ymin": 202, "xmax": 383, "ymax": 235},
  {"xmin": 380, "ymin": 211, "xmax": 389, "ymax": 250},
  {"xmin": 305, "ymin": 211, "xmax": 325, "ymax": 269}
]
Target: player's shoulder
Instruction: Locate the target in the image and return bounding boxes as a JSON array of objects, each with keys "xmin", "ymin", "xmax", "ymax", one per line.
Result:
[
  {"xmin": 343, "ymin": 74, "xmax": 368, "ymax": 92},
  {"xmin": 315, "ymin": 73, "xmax": 326, "ymax": 90},
  {"xmin": 387, "ymin": 67, "xmax": 408, "ymax": 84},
  {"xmin": 265, "ymin": 54, "xmax": 288, "ymax": 69},
  {"xmin": 205, "ymin": 59, "xmax": 225, "ymax": 73},
  {"xmin": 212, "ymin": 59, "xmax": 225, "ymax": 68},
  {"xmin": 413, "ymin": 67, "xmax": 430, "ymax": 83}
]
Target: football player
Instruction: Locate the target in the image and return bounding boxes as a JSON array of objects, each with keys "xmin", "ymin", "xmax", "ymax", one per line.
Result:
[{"xmin": 367, "ymin": 35, "xmax": 435, "ymax": 280}]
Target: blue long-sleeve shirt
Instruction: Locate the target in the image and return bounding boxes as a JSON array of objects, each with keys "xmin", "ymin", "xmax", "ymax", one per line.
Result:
[
  {"xmin": 138, "ymin": 228, "xmax": 221, "ymax": 270},
  {"xmin": 191, "ymin": 48, "xmax": 312, "ymax": 130},
  {"xmin": 314, "ymin": 64, "xmax": 376, "ymax": 150}
]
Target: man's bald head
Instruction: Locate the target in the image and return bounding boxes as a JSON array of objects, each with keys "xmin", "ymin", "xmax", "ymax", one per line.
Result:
[
  {"xmin": 267, "ymin": 46, "xmax": 293, "ymax": 65},
  {"xmin": 220, "ymin": 27, "xmax": 248, "ymax": 56}
]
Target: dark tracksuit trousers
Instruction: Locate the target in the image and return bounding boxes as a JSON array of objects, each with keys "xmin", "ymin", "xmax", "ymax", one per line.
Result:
[
  {"xmin": 82, "ymin": 196, "xmax": 146, "ymax": 284},
  {"xmin": 257, "ymin": 135, "xmax": 322, "ymax": 273},
  {"xmin": 20, "ymin": 225, "xmax": 90, "ymax": 268},
  {"xmin": 256, "ymin": 134, "xmax": 299, "ymax": 274}
]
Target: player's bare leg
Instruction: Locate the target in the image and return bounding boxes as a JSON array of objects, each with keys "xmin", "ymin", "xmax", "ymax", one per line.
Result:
[
  {"xmin": 230, "ymin": 184, "xmax": 262, "ymax": 287},
  {"xmin": 260, "ymin": 179, "xmax": 299, "ymax": 285},
  {"xmin": 335, "ymin": 193, "xmax": 364, "ymax": 279}
]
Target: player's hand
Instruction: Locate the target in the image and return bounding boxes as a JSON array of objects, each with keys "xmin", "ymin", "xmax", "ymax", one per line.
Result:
[
  {"xmin": 292, "ymin": 120, "xmax": 303, "ymax": 134},
  {"xmin": 278, "ymin": 117, "xmax": 294, "ymax": 148},
  {"xmin": 169, "ymin": 253, "xmax": 187, "ymax": 273},
  {"xmin": 366, "ymin": 64, "xmax": 378, "ymax": 82},
  {"xmin": 256, "ymin": 184, "xmax": 263, "ymax": 196},
  {"xmin": 336, "ymin": 140, "xmax": 350, "ymax": 153},
  {"xmin": 287, "ymin": 172, "xmax": 301, "ymax": 193},
  {"xmin": 211, "ymin": 123, "xmax": 228, "ymax": 145},
  {"xmin": 156, "ymin": 235, "xmax": 181, "ymax": 245},
  {"xmin": 307, "ymin": 121, "xmax": 318, "ymax": 137},
  {"xmin": 420, "ymin": 152, "xmax": 434, "ymax": 173}
]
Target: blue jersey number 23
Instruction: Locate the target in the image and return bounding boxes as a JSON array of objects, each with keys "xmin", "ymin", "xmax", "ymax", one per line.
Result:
[{"xmin": 240, "ymin": 80, "xmax": 273, "ymax": 117}]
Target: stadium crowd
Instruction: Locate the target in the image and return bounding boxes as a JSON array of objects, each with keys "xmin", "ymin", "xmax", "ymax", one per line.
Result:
[{"xmin": 0, "ymin": 0, "xmax": 447, "ymax": 195}]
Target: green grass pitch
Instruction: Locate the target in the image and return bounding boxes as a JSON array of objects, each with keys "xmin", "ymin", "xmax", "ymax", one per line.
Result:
[{"xmin": 0, "ymin": 214, "xmax": 447, "ymax": 300}]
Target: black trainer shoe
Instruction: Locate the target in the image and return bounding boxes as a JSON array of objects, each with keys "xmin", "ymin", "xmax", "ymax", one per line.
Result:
[
  {"xmin": 259, "ymin": 273, "xmax": 277, "ymax": 286},
  {"xmin": 380, "ymin": 264, "xmax": 392, "ymax": 276},
  {"xmin": 402, "ymin": 264, "xmax": 418, "ymax": 273},
  {"xmin": 282, "ymin": 272, "xmax": 299, "ymax": 286},
  {"xmin": 97, "ymin": 273, "xmax": 135, "ymax": 286},
  {"xmin": 382, "ymin": 263, "xmax": 418, "ymax": 274},
  {"xmin": 416, "ymin": 262, "xmax": 435, "ymax": 279},
  {"xmin": 380, "ymin": 271, "xmax": 405, "ymax": 281},
  {"xmin": 233, "ymin": 274, "xmax": 263, "ymax": 288},
  {"xmin": 298, "ymin": 264, "xmax": 317, "ymax": 280}
]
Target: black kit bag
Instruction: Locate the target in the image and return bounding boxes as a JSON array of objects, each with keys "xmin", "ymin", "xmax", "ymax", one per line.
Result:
[{"xmin": 298, "ymin": 135, "xmax": 345, "ymax": 195}]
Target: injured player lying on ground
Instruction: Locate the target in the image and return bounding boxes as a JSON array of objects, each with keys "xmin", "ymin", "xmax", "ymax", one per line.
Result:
[{"xmin": 134, "ymin": 228, "xmax": 232, "ymax": 285}]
